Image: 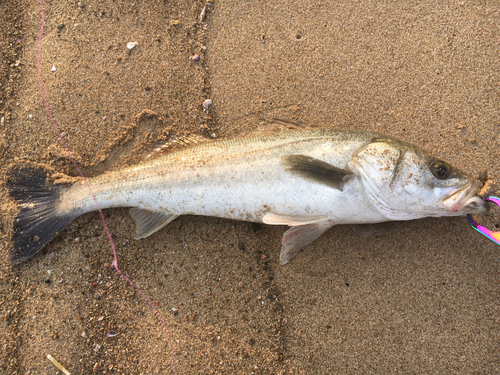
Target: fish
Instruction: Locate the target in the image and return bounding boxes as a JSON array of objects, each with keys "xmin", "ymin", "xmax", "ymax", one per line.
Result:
[{"xmin": 6, "ymin": 127, "xmax": 488, "ymax": 265}]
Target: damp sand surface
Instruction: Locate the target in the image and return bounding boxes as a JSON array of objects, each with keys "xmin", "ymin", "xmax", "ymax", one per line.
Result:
[{"xmin": 1, "ymin": 1, "xmax": 500, "ymax": 373}]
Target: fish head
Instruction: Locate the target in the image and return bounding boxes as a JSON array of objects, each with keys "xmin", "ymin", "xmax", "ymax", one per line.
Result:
[{"xmin": 352, "ymin": 140, "xmax": 488, "ymax": 220}]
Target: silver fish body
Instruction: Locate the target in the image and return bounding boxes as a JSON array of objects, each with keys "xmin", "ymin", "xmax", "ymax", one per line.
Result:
[{"xmin": 7, "ymin": 128, "xmax": 487, "ymax": 264}]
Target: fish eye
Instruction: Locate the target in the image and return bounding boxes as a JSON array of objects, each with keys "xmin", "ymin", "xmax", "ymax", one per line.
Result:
[{"xmin": 429, "ymin": 160, "xmax": 451, "ymax": 179}]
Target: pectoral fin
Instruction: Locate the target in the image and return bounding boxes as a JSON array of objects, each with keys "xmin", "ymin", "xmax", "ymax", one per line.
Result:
[
  {"xmin": 281, "ymin": 155, "xmax": 352, "ymax": 191},
  {"xmin": 280, "ymin": 221, "xmax": 335, "ymax": 264},
  {"xmin": 129, "ymin": 208, "xmax": 179, "ymax": 239}
]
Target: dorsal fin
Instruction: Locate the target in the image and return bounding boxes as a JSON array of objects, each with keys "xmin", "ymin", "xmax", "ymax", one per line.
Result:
[
  {"xmin": 269, "ymin": 118, "xmax": 307, "ymax": 128},
  {"xmin": 227, "ymin": 118, "xmax": 311, "ymax": 139},
  {"xmin": 142, "ymin": 119, "xmax": 311, "ymax": 162},
  {"xmin": 142, "ymin": 134, "xmax": 213, "ymax": 162}
]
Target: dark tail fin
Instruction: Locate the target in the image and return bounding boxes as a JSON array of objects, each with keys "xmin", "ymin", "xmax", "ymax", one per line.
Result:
[{"xmin": 6, "ymin": 164, "xmax": 77, "ymax": 264}]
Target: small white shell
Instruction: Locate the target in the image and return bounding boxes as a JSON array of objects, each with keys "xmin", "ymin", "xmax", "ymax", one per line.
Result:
[
  {"xmin": 203, "ymin": 99, "xmax": 212, "ymax": 109},
  {"xmin": 51, "ymin": 65, "xmax": 56, "ymax": 72},
  {"xmin": 29, "ymin": 114, "xmax": 33, "ymax": 120},
  {"xmin": 127, "ymin": 42, "xmax": 138, "ymax": 50},
  {"xmin": 199, "ymin": 4, "xmax": 207, "ymax": 21}
]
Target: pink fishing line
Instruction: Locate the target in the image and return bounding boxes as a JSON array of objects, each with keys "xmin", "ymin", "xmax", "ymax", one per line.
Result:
[{"xmin": 36, "ymin": 1, "xmax": 177, "ymax": 373}]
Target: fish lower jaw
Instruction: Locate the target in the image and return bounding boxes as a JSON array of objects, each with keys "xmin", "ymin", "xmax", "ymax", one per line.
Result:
[
  {"xmin": 445, "ymin": 197, "xmax": 487, "ymax": 215},
  {"xmin": 442, "ymin": 181, "xmax": 484, "ymax": 212},
  {"xmin": 457, "ymin": 196, "xmax": 489, "ymax": 214}
]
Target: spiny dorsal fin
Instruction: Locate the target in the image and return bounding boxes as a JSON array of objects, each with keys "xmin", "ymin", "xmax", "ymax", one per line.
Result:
[
  {"xmin": 269, "ymin": 118, "xmax": 307, "ymax": 128},
  {"xmin": 245, "ymin": 118, "xmax": 311, "ymax": 137},
  {"xmin": 281, "ymin": 155, "xmax": 352, "ymax": 191},
  {"xmin": 237, "ymin": 118, "xmax": 310, "ymax": 138},
  {"xmin": 143, "ymin": 119, "xmax": 311, "ymax": 161},
  {"xmin": 129, "ymin": 208, "xmax": 179, "ymax": 239},
  {"xmin": 142, "ymin": 134, "xmax": 213, "ymax": 162}
]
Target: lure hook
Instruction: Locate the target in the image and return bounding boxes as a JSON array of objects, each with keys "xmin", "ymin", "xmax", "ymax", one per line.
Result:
[{"xmin": 467, "ymin": 196, "xmax": 500, "ymax": 246}]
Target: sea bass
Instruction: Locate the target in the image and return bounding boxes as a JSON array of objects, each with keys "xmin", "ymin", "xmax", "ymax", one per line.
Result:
[{"xmin": 6, "ymin": 128, "xmax": 487, "ymax": 264}]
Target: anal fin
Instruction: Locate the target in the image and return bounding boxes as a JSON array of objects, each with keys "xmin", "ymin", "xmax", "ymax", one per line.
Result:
[
  {"xmin": 280, "ymin": 221, "xmax": 334, "ymax": 264},
  {"xmin": 129, "ymin": 208, "xmax": 179, "ymax": 239}
]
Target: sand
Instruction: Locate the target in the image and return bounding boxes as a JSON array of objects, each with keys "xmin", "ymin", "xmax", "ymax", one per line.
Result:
[{"xmin": 1, "ymin": 0, "xmax": 499, "ymax": 373}]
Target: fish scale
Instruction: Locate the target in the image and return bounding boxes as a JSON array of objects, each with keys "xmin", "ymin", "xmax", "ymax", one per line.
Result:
[{"xmin": 60, "ymin": 129, "xmax": 372, "ymax": 221}]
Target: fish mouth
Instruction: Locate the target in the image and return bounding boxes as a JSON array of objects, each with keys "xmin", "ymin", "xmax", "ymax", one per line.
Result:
[{"xmin": 442, "ymin": 180, "xmax": 488, "ymax": 213}]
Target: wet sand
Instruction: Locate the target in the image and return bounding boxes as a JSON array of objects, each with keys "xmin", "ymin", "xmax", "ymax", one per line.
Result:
[{"xmin": 1, "ymin": 0, "xmax": 499, "ymax": 373}]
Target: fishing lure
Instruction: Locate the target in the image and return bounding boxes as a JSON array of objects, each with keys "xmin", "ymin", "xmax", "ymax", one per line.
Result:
[{"xmin": 467, "ymin": 196, "xmax": 500, "ymax": 246}]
